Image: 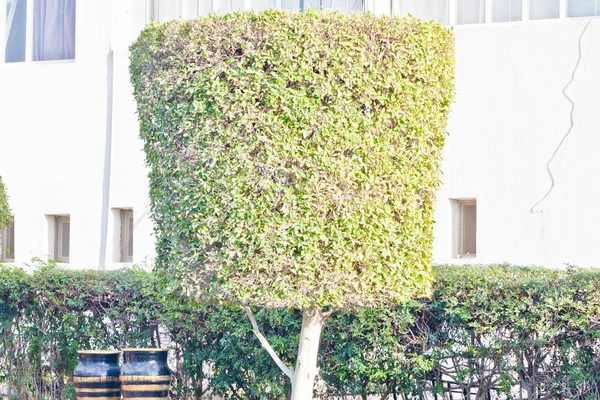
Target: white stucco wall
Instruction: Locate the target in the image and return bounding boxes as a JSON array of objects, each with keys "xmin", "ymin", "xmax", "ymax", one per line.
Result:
[
  {"xmin": 0, "ymin": 1, "xmax": 154, "ymax": 269},
  {"xmin": 1, "ymin": 0, "xmax": 599, "ymax": 269},
  {"xmin": 433, "ymin": 17, "xmax": 600, "ymax": 267}
]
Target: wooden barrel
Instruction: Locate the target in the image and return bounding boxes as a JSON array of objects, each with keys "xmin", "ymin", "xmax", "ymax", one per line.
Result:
[
  {"xmin": 121, "ymin": 348, "xmax": 171, "ymax": 399},
  {"xmin": 73, "ymin": 350, "xmax": 121, "ymax": 400}
]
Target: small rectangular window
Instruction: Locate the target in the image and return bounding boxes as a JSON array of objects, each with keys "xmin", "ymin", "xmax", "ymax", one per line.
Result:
[
  {"xmin": 1, "ymin": 216, "xmax": 15, "ymax": 262},
  {"xmin": 54, "ymin": 215, "xmax": 70, "ymax": 263},
  {"xmin": 452, "ymin": 199, "xmax": 477, "ymax": 259},
  {"xmin": 530, "ymin": 0, "xmax": 560, "ymax": 19},
  {"xmin": 568, "ymin": 0, "xmax": 600, "ymax": 16},
  {"xmin": 457, "ymin": 0, "xmax": 486, "ymax": 24},
  {"xmin": 493, "ymin": 0, "xmax": 522, "ymax": 21},
  {"xmin": 120, "ymin": 209, "xmax": 134, "ymax": 263}
]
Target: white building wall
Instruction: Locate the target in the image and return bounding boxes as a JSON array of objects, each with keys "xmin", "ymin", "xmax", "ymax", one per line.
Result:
[
  {"xmin": 433, "ymin": 18, "xmax": 600, "ymax": 267},
  {"xmin": 1, "ymin": 0, "xmax": 599, "ymax": 269},
  {"xmin": 0, "ymin": 0, "xmax": 154, "ymax": 269}
]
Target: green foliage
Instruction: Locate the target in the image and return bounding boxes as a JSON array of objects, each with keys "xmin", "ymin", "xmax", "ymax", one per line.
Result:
[
  {"xmin": 0, "ymin": 176, "xmax": 11, "ymax": 230},
  {"xmin": 0, "ymin": 261, "xmax": 162, "ymax": 399},
  {"xmin": 4, "ymin": 264, "xmax": 600, "ymax": 398},
  {"xmin": 427, "ymin": 265, "xmax": 600, "ymax": 397},
  {"xmin": 319, "ymin": 305, "xmax": 430, "ymax": 398},
  {"xmin": 129, "ymin": 10, "xmax": 455, "ymax": 308}
]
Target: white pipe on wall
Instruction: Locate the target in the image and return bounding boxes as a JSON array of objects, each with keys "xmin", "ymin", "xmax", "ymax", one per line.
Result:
[
  {"xmin": 449, "ymin": 0, "xmax": 458, "ymax": 25},
  {"xmin": 485, "ymin": 0, "xmax": 493, "ymax": 23},
  {"xmin": 522, "ymin": 0, "xmax": 530, "ymax": 21},
  {"xmin": 559, "ymin": 0, "xmax": 568, "ymax": 18}
]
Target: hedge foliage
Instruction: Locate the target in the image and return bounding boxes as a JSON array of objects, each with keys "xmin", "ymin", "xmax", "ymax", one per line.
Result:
[
  {"xmin": 129, "ymin": 10, "xmax": 455, "ymax": 308},
  {"xmin": 2, "ymin": 263, "xmax": 600, "ymax": 399},
  {"xmin": 0, "ymin": 176, "xmax": 11, "ymax": 230}
]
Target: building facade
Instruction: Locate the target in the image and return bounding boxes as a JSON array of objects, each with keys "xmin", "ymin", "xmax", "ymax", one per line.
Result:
[{"xmin": 1, "ymin": 0, "xmax": 599, "ymax": 269}]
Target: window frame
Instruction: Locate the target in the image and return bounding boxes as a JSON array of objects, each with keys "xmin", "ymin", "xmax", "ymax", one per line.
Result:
[
  {"xmin": 456, "ymin": 0, "xmax": 487, "ymax": 25},
  {"xmin": 1, "ymin": 0, "xmax": 76, "ymax": 64},
  {"xmin": 529, "ymin": 0, "xmax": 560, "ymax": 20},
  {"xmin": 55, "ymin": 215, "xmax": 70, "ymax": 263},
  {"xmin": 492, "ymin": 0, "xmax": 523, "ymax": 22},
  {"xmin": 142, "ymin": 0, "xmax": 367, "ymax": 22},
  {"xmin": 0, "ymin": 216, "xmax": 15, "ymax": 262},
  {"xmin": 567, "ymin": 0, "xmax": 600, "ymax": 17}
]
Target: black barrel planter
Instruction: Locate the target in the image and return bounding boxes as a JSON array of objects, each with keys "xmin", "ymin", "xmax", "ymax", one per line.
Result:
[
  {"xmin": 121, "ymin": 348, "xmax": 171, "ymax": 399},
  {"xmin": 73, "ymin": 350, "xmax": 121, "ymax": 400}
]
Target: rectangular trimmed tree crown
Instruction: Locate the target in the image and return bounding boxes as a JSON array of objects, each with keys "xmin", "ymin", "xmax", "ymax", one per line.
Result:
[{"xmin": 130, "ymin": 10, "xmax": 455, "ymax": 309}]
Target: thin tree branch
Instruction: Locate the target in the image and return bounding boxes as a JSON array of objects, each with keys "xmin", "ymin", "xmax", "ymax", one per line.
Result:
[{"xmin": 242, "ymin": 306, "xmax": 295, "ymax": 380}]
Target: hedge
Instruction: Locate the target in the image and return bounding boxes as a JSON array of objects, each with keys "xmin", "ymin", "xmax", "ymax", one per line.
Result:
[
  {"xmin": 129, "ymin": 10, "xmax": 455, "ymax": 309},
  {"xmin": 2, "ymin": 263, "xmax": 600, "ymax": 399},
  {"xmin": 0, "ymin": 176, "xmax": 11, "ymax": 230}
]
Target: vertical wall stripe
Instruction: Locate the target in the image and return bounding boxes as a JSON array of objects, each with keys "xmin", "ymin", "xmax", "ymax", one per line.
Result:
[
  {"xmin": 448, "ymin": 0, "xmax": 458, "ymax": 25},
  {"xmin": 25, "ymin": 0, "xmax": 34, "ymax": 61},
  {"xmin": 98, "ymin": 49, "xmax": 114, "ymax": 270},
  {"xmin": 522, "ymin": 0, "xmax": 530, "ymax": 21},
  {"xmin": 181, "ymin": 0, "xmax": 189, "ymax": 18},
  {"xmin": 485, "ymin": 0, "xmax": 493, "ymax": 23},
  {"xmin": 559, "ymin": 0, "xmax": 568, "ymax": 18}
]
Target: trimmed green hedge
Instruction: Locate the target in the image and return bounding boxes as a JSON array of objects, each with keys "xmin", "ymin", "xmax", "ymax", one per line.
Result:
[
  {"xmin": 2, "ymin": 263, "xmax": 600, "ymax": 399},
  {"xmin": 0, "ymin": 176, "xmax": 10, "ymax": 230},
  {"xmin": 129, "ymin": 10, "xmax": 455, "ymax": 308}
]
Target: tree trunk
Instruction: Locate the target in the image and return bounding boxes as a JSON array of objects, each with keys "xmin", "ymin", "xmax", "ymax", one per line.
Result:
[
  {"xmin": 244, "ymin": 305, "xmax": 327, "ymax": 400},
  {"xmin": 290, "ymin": 306, "xmax": 325, "ymax": 400}
]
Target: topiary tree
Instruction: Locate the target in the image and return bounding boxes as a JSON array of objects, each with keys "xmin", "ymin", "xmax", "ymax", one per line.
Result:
[
  {"xmin": 0, "ymin": 176, "xmax": 11, "ymax": 231},
  {"xmin": 130, "ymin": 10, "xmax": 454, "ymax": 399}
]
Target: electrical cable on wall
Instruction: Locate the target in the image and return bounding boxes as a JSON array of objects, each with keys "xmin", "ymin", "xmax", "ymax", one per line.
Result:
[{"xmin": 530, "ymin": 19, "xmax": 593, "ymax": 214}]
